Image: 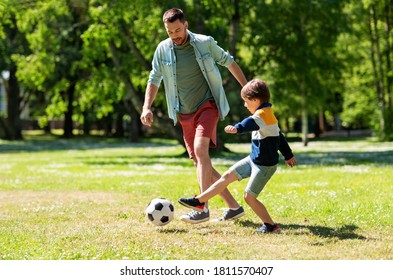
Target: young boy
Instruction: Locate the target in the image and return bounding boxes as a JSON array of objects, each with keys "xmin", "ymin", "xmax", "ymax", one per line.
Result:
[{"xmin": 178, "ymin": 79, "xmax": 297, "ymax": 233}]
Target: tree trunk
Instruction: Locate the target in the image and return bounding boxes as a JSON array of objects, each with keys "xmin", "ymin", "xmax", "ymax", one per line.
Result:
[
  {"xmin": 384, "ymin": 0, "xmax": 392, "ymax": 109},
  {"xmin": 0, "ymin": 15, "xmax": 23, "ymax": 140},
  {"xmin": 4, "ymin": 64, "xmax": 23, "ymax": 140},
  {"xmin": 63, "ymin": 83, "xmax": 75, "ymax": 138},
  {"xmin": 300, "ymin": 78, "xmax": 308, "ymax": 146},
  {"xmin": 384, "ymin": 0, "xmax": 393, "ymax": 139},
  {"xmin": 128, "ymin": 106, "xmax": 140, "ymax": 142},
  {"xmin": 113, "ymin": 102, "xmax": 126, "ymax": 138},
  {"xmin": 193, "ymin": 0, "xmax": 205, "ymax": 33},
  {"xmin": 229, "ymin": 0, "xmax": 240, "ymax": 58},
  {"xmin": 82, "ymin": 111, "xmax": 90, "ymax": 135},
  {"xmin": 369, "ymin": 5, "xmax": 386, "ymax": 139}
]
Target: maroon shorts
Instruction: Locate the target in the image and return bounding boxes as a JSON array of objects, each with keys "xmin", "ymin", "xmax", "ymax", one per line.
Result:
[{"xmin": 178, "ymin": 100, "xmax": 219, "ymax": 159}]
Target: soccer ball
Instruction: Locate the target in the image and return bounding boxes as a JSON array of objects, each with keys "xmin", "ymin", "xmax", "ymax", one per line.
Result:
[{"xmin": 145, "ymin": 198, "xmax": 174, "ymax": 226}]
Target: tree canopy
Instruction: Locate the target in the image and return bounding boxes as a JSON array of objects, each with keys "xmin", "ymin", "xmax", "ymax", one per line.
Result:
[{"xmin": 1, "ymin": 0, "xmax": 392, "ymax": 143}]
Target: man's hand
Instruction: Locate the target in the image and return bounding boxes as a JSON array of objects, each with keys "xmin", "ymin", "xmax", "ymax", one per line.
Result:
[{"xmin": 140, "ymin": 108, "xmax": 154, "ymax": 127}]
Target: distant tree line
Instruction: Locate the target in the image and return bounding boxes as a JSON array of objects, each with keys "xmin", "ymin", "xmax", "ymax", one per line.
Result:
[{"xmin": 1, "ymin": 0, "xmax": 392, "ymax": 145}]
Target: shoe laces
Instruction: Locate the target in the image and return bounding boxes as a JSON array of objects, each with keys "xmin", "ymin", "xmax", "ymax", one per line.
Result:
[
  {"xmin": 188, "ymin": 210, "xmax": 205, "ymax": 218},
  {"xmin": 222, "ymin": 209, "xmax": 230, "ymax": 218}
]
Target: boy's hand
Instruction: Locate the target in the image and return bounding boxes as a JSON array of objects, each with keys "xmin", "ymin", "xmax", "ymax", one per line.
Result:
[
  {"xmin": 224, "ymin": 125, "xmax": 237, "ymax": 134},
  {"xmin": 285, "ymin": 156, "xmax": 297, "ymax": 168}
]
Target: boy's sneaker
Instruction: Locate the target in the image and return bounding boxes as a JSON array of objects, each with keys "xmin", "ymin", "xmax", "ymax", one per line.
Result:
[
  {"xmin": 180, "ymin": 210, "xmax": 210, "ymax": 224},
  {"xmin": 213, "ymin": 206, "xmax": 245, "ymax": 222},
  {"xmin": 178, "ymin": 196, "xmax": 205, "ymax": 212},
  {"xmin": 257, "ymin": 223, "xmax": 280, "ymax": 234}
]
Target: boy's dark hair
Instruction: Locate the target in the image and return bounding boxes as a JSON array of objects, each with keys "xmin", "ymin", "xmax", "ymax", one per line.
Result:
[
  {"xmin": 163, "ymin": 8, "xmax": 186, "ymax": 23},
  {"xmin": 241, "ymin": 79, "xmax": 270, "ymax": 103}
]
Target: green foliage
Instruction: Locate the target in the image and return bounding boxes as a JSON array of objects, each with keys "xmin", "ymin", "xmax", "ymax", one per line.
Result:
[
  {"xmin": 239, "ymin": 0, "xmax": 347, "ymax": 117},
  {"xmin": 1, "ymin": 0, "xmax": 392, "ymax": 141},
  {"xmin": 338, "ymin": 0, "xmax": 393, "ymax": 139}
]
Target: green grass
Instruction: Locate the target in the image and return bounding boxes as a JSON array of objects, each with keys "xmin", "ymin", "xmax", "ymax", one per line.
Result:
[{"xmin": 0, "ymin": 133, "xmax": 392, "ymax": 260}]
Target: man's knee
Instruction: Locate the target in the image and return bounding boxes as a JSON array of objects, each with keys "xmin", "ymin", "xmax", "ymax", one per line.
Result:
[{"xmin": 194, "ymin": 137, "xmax": 211, "ymax": 160}]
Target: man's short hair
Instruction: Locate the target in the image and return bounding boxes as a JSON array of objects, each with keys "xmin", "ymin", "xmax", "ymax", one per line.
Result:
[{"xmin": 163, "ymin": 8, "xmax": 186, "ymax": 23}]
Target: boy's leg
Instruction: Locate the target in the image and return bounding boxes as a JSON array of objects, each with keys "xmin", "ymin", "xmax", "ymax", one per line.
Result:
[
  {"xmin": 197, "ymin": 170, "xmax": 238, "ymax": 202},
  {"xmin": 201, "ymin": 169, "xmax": 246, "ymax": 221},
  {"xmin": 244, "ymin": 193, "xmax": 279, "ymax": 233},
  {"xmin": 244, "ymin": 193, "xmax": 274, "ymax": 224},
  {"xmin": 211, "ymin": 166, "xmax": 241, "ymax": 208},
  {"xmin": 178, "ymin": 170, "xmax": 239, "ymax": 214},
  {"xmin": 211, "ymin": 156, "xmax": 254, "ymax": 222},
  {"xmin": 244, "ymin": 164, "xmax": 279, "ymax": 232}
]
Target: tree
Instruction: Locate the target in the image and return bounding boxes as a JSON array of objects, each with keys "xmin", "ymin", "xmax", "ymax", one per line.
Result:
[
  {"xmin": 0, "ymin": 0, "xmax": 31, "ymax": 140},
  {"xmin": 239, "ymin": 0, "xmax": 347, "ymax": 145},
  {"xmin": 11, "ymin": 0, "xmax": 91, "ymax": 138},
  {"xmin": 81, "ymin": 0, "xmax": 186, "ymax": 142},
  {"xmin": 367, "ymin": 0, "xmax": 393, "ymax": 140},
  {"xmin": 3, "ymin": 0, "xmax": 388, "ymax": 144},
  {"xmin": 340, "ymin": 0, "xmax": 393, "ymax": 140}
]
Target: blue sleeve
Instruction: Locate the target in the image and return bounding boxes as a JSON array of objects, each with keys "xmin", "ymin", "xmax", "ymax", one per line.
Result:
[
  {"xmin": 278, "ymin": 132, "xmax": 294, "ymax": 160},
  {"xmin": 148, "ymin": 45, "xmax": 163, "ymax": 87},
  {"xmin": 234, "ymin": 117, "xmax": 260, "ymax": 134}
]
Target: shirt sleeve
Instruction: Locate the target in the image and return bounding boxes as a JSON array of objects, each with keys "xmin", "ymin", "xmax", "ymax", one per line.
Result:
[
  {"xmin": 278, "ymin": 132, "xmax": 294, "ymax": 160},
  {"xmin": 234, "ymin": 116, "xmax": 260, "ymax": 134},
  {"xmin": 208, "ymin": 36, "xmax": 234, "ymax": 67},
  {"xmin": 147, "ymin": 46, "xmax": 163, "ymax": 87}
]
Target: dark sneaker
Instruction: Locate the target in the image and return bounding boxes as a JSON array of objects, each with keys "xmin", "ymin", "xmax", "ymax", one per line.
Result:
[
  {"xmin": 257, "ymin": 223, "xmax": 280, "ymax": 234},
  {"xmin": 213, "ymin": 206, "xmax": 245, "ymax": 222},
  {"xmin": 180, "ymin": 210, "xmax": 210, "ymax": 224},
  {"xmin": 178, "ymin": 196, "xmax": 205, "ymax": 212}
]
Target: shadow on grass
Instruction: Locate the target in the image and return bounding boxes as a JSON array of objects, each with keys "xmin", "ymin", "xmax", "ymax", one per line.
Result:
[
  {"xmin": 78, "ymin": 149, "xmax": 393, "ymax": 167},
  {"xmin": 292, "ymin": 151, "xmax": 393, "ymax": 166},
  {"xmin": 78, "ymin": 153, "xmax": 193, "ymax": 168},
  {"xmin": 0, "ymin": 135, "xmax": 179, "ymax": 153},
  {"xmin": 157, "ymin": 228, "xmax": 188, "ymax": 234},
  {"xmin": 237, "ymin": 220, "xmax": 366, "ymax": 240},
  {"xmin": 2, "ymin": 135, "xmax": 393, "ymax": 166}
]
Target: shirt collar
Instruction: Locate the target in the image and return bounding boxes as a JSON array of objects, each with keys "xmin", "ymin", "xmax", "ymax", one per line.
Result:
[{"xmin": 257, "ymin": 102, "xmax": 272, "ymax": 110}]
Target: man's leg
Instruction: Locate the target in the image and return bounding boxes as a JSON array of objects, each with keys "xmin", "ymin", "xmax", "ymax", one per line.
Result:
[
  {"xmin": 194, "ymin": 136, "xmax": 241, "ymax": 209},
  {"xmin": 180, "ymin": 136, "xmax": 245, "ymax": 223}
]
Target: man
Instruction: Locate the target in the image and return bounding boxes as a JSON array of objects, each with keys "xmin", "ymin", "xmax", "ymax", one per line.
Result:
[{"xmin": 140, "ymin": 8, "xmax": 248, "ymax": 224}]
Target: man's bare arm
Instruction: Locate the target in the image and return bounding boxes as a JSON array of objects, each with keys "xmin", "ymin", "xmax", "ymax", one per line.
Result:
[{"xmin": 228, "ymin": 61, "xmax": 247, "ymax": 87}]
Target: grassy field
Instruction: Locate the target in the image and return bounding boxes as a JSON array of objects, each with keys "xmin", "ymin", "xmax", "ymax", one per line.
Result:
[{"xmin": 0, "ymin": 133, "xmax": 392, "ymax": 260}]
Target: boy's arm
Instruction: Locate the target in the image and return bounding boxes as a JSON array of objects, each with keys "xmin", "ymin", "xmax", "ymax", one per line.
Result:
[
  {"xmin": 233, "ymin": 116, "xmax": 260, "ymax": 134},
  {"xmin": 278, "ymin": 132, "xmax": 296, "ymax": 167}
]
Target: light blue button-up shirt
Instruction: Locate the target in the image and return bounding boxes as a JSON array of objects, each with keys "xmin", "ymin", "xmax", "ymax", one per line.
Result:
[{"xmin": 148, "ymin": 30, "xmax": 234, "ymax": 125}]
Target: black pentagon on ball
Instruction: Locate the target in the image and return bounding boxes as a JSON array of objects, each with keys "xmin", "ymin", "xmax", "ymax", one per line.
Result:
[
  {"xmin": 147, "ymin": 213, "xmax": 154, "ymax": 222},
  {"xmin": 154, "ymin": 202, "xmax": 164, "ymax": 211},
  {"xmin": 169, "ymin": 204, "xmax": 174, "ymax": 211},
  {"xmin": 160, "ymin": 216, "xmax": 169, "ymax": 223}
]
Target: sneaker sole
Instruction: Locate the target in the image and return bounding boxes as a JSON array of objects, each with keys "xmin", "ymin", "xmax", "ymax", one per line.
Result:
[
  {"xmin": 178, "ymin": 200, "xmax": 204, "ymax": 212},
  {"xmin": 212, "ymin": 210, "xmax": 245, "ymax": 222},
  {"xmin": 226, "ymin": 211, "xmax": 245, "ymax": 220},
  {"xmin": 180, "ymin": 215, "xmax": 209, "ymax": 224}
]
